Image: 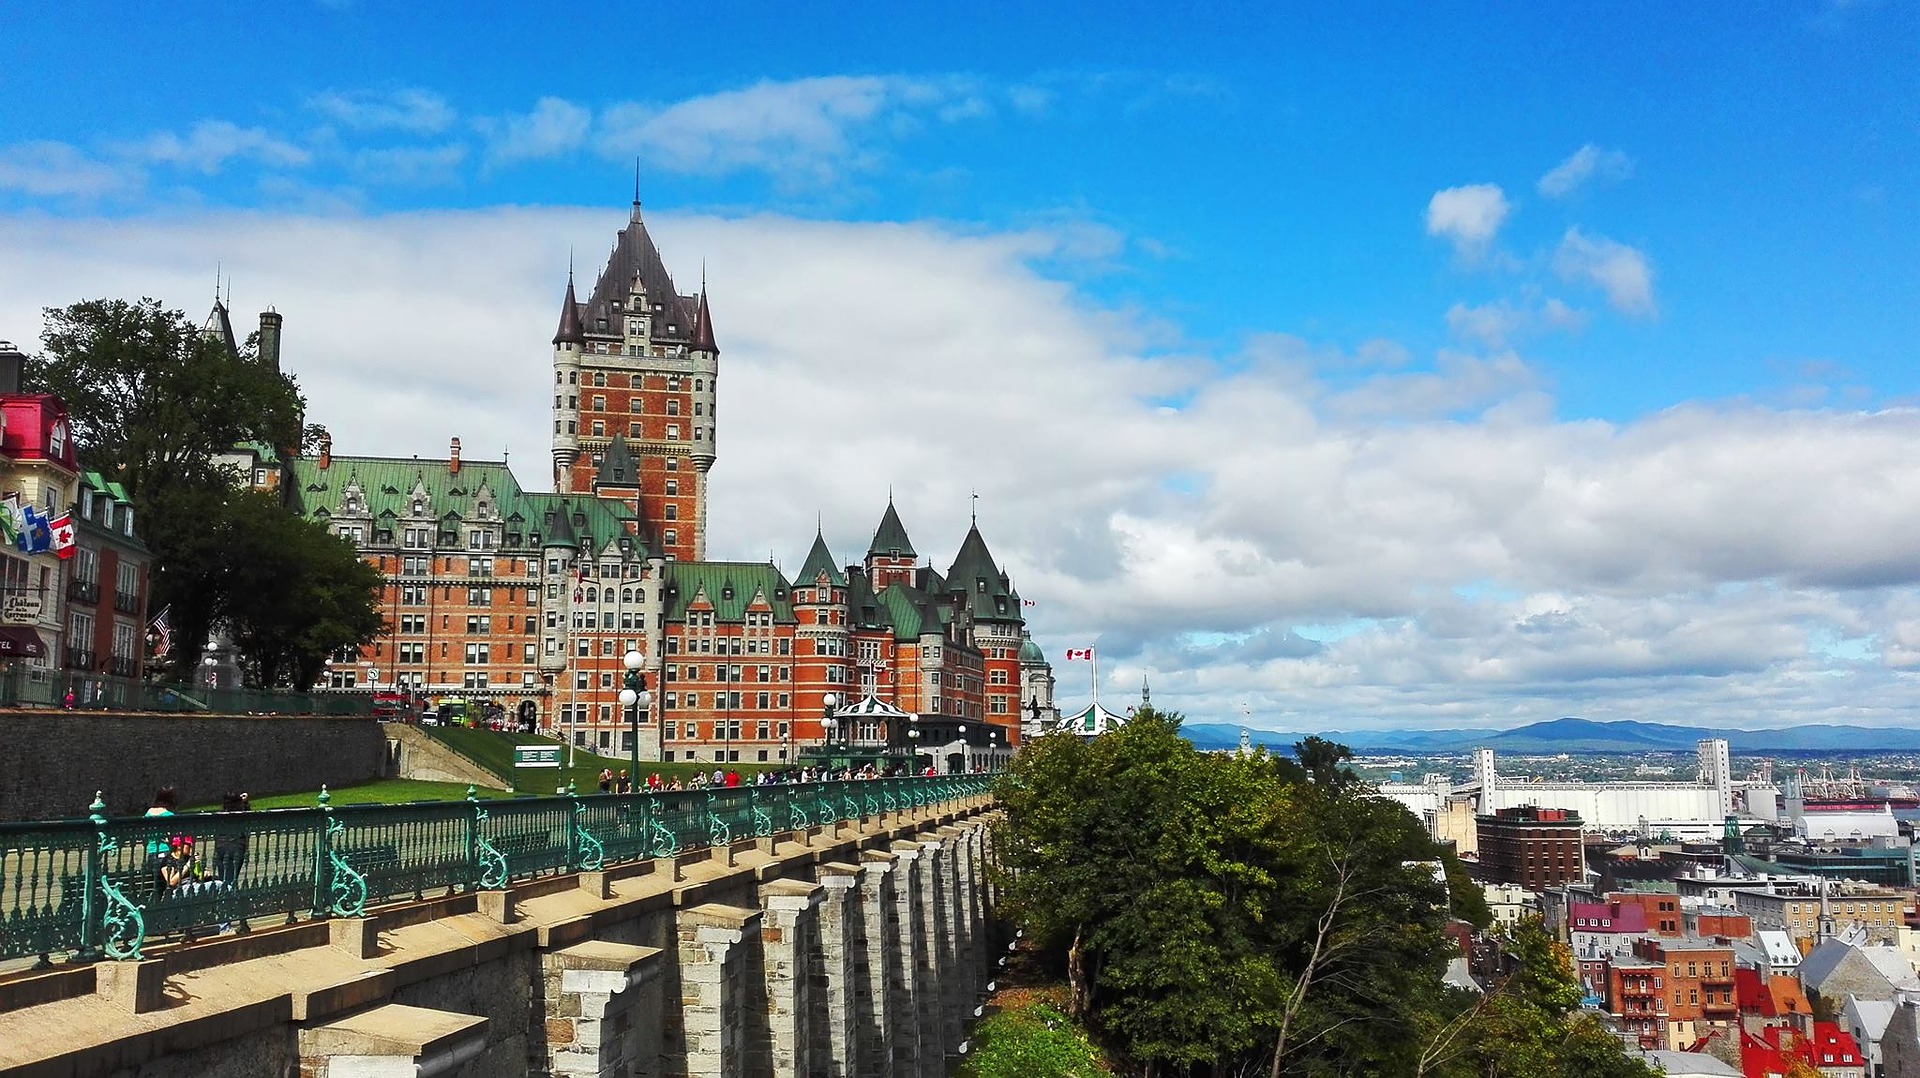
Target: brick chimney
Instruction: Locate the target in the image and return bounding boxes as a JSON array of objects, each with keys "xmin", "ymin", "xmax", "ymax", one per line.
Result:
[
  {"xmin": 317, "ymin": 430, "xmax": 332, "ymax": 470},
  {"xmin": 449, "ymin": 437, "xmax": 461, "ymax": 476}
]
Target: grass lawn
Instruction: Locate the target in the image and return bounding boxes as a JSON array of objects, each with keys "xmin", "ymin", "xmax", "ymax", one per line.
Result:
[
  {"xmin": 421, "ymin": 725, "xmax": 780, "ymax": 794},
  {"xmin": 218, "ymin": 779, "xmax": 519, "ymax": 810}
]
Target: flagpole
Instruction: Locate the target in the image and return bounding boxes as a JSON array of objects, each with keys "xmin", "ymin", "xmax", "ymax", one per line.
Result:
[{"xmin": 1091, "ymin": 649, "xmax": 1098, "ymax": 708}]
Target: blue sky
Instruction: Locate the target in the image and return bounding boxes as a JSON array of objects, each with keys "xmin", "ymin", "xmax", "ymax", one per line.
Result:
[{"xmin": 2, "ymin": 2, "xmax": 1918, "ymax": 731}]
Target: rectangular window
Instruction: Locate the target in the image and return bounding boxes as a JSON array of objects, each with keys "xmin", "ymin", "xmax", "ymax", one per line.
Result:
[{"xmin": 666, "ymin": 424, "xmax": 680, "ymax": 440}]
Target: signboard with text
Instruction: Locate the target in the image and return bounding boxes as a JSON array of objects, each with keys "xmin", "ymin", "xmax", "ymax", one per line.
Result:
[{"xmin": 514, "ymin": 744, "xmax": 562, "ymax": 770}]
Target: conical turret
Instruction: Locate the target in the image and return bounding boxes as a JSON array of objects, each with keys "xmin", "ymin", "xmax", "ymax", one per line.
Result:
[{"xmin": 553, "ymin": 275, "xmax": 585, "ymax": 345}]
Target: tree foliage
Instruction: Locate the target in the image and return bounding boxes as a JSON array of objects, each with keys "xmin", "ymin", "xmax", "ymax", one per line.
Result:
[
  {"xmin": 30, "ymin": 298, "xmax": 381, "ymax": 683},
  {"xmin": 995, "ymin": 714, "xmax": 1656, "ymax": 1078}
]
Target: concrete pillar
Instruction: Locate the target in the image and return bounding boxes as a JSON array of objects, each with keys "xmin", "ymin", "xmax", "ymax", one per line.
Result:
[
  {"xmin": 676, "ymin": 903, "xmax": 763, "ymax": 1078},
  {"xmin": 815, "ymin": 863, "xmax": 862, "ymax": 1078},
  {"xmin": 944, "ymin": 824, "xmax": 980, "ymax": 1006},
  {"xmin": 912, "ymin": 836, "xmax": 950, "ymax": 1077},
  {"xmin": 758, "ymin": 878, "xmax": 823, "ymax": 1078},
  {"xmin": 541, "ymin": 941, "xmax": 664, "ymax": 1078},
  {"xmin": 887, "ymin": 841, "xmax": 927, "ymax": 1077},
  {"xmin": 298, "ymin": 1002, "xmax": 489, "ymax": 1077},
  {"xmin": 855, "ymin": 850, "xmax": 898, "ymax": 1078},
  {"xmin": 921, "ymin": 833, "xmax": 962, "ymax": 1068}
]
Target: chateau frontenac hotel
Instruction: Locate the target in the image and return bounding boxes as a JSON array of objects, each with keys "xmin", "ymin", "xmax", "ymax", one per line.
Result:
[{"xmin": 284, "ymin": 198, "xmax": 1057, "ymax": 764}]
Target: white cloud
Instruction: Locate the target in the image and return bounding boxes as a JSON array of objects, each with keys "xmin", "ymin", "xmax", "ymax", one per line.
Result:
[
  {"xmin": 1554, "ymin": 227, "xmax": 1656, "ymax": 317},
  {"xmin": 127, "ymin": 121, "xmax": 311, "ymax": 174},
  {"xmin": 3, "ymin": 207, "xmax": 1917, "ymax": 732},
  {"xmin": 352, "ymin": 143, "xmax": 467, "ymax": 186},
  {"xmin": 1424, "ymin": 183, "xmax": 1510, "ymax": 256},
  {"xmin": 1537, "ymin": 144, "xmax": 1635, "ymax": 198},
  {"xmin": 309, "ymin": 88, "xmax": 456, "ymax": 134},
  {"xmin": 476, "ymin": 97, "xmax": 592, "ymax": 166},
  {"xmin": 597, "ymin": 76, "xmax": 976, "ymax": 182},
  {"xmin": 0, "ymin": 141, "xmax": 134, "ymax": 197},
  {"xmin": 1446, "ymin": 297, "xmax": 1588, "ymax": 347}
]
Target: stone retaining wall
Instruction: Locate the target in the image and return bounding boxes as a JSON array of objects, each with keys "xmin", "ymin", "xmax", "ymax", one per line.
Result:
[{"xmin": 0, "ymin": 711, "xmax": 391, "ymax": 821}]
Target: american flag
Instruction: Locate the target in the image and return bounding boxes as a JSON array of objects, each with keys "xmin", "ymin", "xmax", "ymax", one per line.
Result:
[{"xmin": 149, "ymin": 606, "xmax": 173, "ymax": 658}]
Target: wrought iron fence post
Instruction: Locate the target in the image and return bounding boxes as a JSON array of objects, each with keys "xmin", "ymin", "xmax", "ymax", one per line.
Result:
[
  {"xmin": 77, "ymin": 792, "xmax": 106, "ymax": 961},
  {"xmin": 470, "ymin": 785, "xmax": 507, "ymax": 890},
  {"xmin": 317, "ymin": 785, "xmax": 367, "ymax": 918},
  {"xmin": 570, "ymin": 781, "xmax": 603, "ymax": 872}
]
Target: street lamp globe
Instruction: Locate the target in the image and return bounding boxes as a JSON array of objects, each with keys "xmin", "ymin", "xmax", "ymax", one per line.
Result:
[
  {"xmin": 622, "ymin": 649, "xmax": 644, "ymax": 672},
  {"xmin": 822, "ymin": 692, "xmax": 839, "ymax": 711},
  {"xmin": 636, "ymin": 689, "xmax": 651, "ymax": 709},
  {"xmin": 618, "ymin": 688, "xmax": 638, "ymax": 707}
]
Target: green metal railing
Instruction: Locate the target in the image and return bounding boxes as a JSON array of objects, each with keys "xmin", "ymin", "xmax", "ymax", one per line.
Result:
[{"xmin": 0, "ymin": 775, "xmax": 988, "ymax": 965}]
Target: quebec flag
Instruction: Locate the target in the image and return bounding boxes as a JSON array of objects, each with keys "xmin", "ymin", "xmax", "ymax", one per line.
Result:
[{"xmin": 19, "ymin": 505, "xmax": 51, "ymax": 555}]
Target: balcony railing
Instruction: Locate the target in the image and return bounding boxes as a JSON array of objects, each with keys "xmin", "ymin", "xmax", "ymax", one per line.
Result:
[
  {"xmin": 62, "ymin": 647, "xmax": 94, "ymax": 671},
  {"xmin": 0, "ymin": 774, "xmax": 991, "ymax": 965},
  {"xmin": 106, "ymin": 655, "xmax": 138, "ymax": 678},
  {"xmin": 65, "ymin": 578, "xmax": 99, "ymax": 603},
  {"xmin": 113, "ymin": 591, "xmax": 140, "ymax": 615}
]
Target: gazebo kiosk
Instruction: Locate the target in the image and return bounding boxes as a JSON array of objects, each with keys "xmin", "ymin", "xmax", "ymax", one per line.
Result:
[{"xmin": 800, "ymin": 692, "xmax": 925, "ymax": 772}]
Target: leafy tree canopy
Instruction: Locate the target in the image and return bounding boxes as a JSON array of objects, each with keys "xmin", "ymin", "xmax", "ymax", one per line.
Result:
[
  {"xmin": 995, "ymin": 716, "xmax": 1656, "ymax": 1078},
  {"xmin": 30, "ymin": 298, "xmax": 381, "ymax": 684}
]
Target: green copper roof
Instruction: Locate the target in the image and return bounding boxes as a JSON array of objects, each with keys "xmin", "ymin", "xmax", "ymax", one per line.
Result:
[
  {"xmin": 286, "ymin": 456, "xmax": 644, "ymax": 553},
  {"xmin": 664, "ymin": 561, "xmax": 797, "ymax": 624},
  {"xmin": 868, "ymin": 500, "xmax": 916, "ymax": 558},
  {"xmin": 847, "ymin": 571, "xmax": 894, "ymax": 632},
  {"xmin": 795, "ymin": 529, "xmax": 846, "ymax": 587},
  {"xmin": 1018, "ymin": 631, "xmax": 1045, "ymax": 663},
  {"xmin": 875, "ymin": 582, "xmax": 945, "ymax": 642}
]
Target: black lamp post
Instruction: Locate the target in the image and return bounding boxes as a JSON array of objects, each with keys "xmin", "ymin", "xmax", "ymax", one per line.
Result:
[
  {"xmin": 618, "ymin": 649, "xmax": 650, "ymax": 790},
  {"xmin": 821, "ymin": 692, "xmax": 841, "ymax": 766}
]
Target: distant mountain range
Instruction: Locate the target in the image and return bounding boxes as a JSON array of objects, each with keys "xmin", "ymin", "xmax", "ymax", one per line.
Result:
[{"xmin": 1179, "ymin": 716, "xmax": 1920, "ymax": 755}]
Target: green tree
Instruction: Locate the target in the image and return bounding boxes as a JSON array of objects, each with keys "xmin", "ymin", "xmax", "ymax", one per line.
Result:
[
  {"xmin": 223, "ymin": 492, "xmax": 386, "ymax": 689},
  {"xmin": 29, "ymin": 298, "xmax": 326, "ymax": 678},
  {"xmin": 1443, "ymin": 920, "xmax": 1658, "ymax": 1078}
]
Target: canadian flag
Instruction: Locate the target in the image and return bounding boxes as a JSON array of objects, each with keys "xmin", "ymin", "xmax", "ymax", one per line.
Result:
[
  {"xmin": 1064, "ymin": 647, "xmax": 1095, "ymax": 661},
  {"xmin": 48, "ymin": 513, "xmax": 75, "ymax": 559}
]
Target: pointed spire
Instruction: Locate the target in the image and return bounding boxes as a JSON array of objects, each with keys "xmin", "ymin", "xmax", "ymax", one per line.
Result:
[
  {"xmin": 632, "ymin": 160, "xmax": 643, "ymax": 222},
  {"xmin": 553, "ymin": 272, "xmax": 585, "ymax": 345},
  {"xmin": 544, "ymin": 500, "xmax": 579, "ymax": 550},
  {"xmin": 868, "ymin": 497, "xmax": 917, "ymax": 558},
  {"xmin": 798, "ymin": 526, "xmax": 845, "ymax": 587},
  {"xmin": 692, "ymin": 287, "xmax": 718, "ymax": 354}
]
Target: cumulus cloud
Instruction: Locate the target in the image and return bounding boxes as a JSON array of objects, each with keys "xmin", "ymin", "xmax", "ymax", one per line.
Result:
[
  {"xmin": 2, "ymin": 207, "xmax": 1916, "ymax": 732},
  {"xmin": 126, "ymin": 121, "xmax": 311, "ymax": 174},
  {"xmin": 1554, "ymin": 227, "xmax": 1656, "ymax": 316},
  {"xmin": 0, "ymin": 141, "xmax": 134, "ymax": 197},
  {"xmin": 597, "ymin": 76, "xmax": 982, "ymax": 182},
  {"xmin": 476, "ymin": 97, "xmax": 592, "ymax": 165},
  {"xmin": 1537, "ymin": 144, "xmax": 1635, "ymax": 198},
  {"xmin": 1425, "ymin": 183, "xmax": 1510, "ymax": 257},
  {"xmin": 1446, "ymin": 297, "xmax": 1588, "ymax": 347},
  {"xmin": 309, "ymin": 88, "xmax": 456, "ymax": 134}
]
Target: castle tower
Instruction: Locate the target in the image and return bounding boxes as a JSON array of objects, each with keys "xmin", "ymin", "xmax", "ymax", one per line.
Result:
[
  {"xmin": 551, "ymin": 197, "xmax": 716, "ymax": 562},
  {"xmin": 866, "ymin": 498, "xmax": 917, "ymax": 590}
]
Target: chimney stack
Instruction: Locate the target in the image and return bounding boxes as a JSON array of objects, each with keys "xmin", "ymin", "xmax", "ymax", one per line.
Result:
[
  {"xmin": 449, "ymin": 437, "xmax": 461, "ymax": 475},
  {"xmin": 0, "ymin": 340, "xmax": 24, "ymax": 394},
  {"xmin": 317, "ymin": 431, "xmax": 332, "ymax": 470},
  {"xmin": 257, "ymin": 309, "xmax": 283, "ymax": 371}
]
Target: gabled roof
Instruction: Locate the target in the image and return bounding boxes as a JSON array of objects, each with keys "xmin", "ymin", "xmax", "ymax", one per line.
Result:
[
  {"xmin": 597, "ymin": 435, "xmax": 638, "ymax": 489},
  {"xmin": 290, "ymin": 457, "xmax": 525, "ymax": 530},
  {"xmin": 664, "ymin": 561, "xmax": 796, "ymax": 624},
  {"xmin": 948, "ymin": 523, "xmax": 1019, "ymax": 620},
  {"xmin": 875, "ymin": 581, "xmax": 933, "ymax": 641},
  {"xmin": 846, "ymin": 570, "xmax": 894, "ymax": 632},
  {"xmin": 582, "ymin": 203, "xmax": 697, "ymax": 344},
  {"xmin": 868, "ymin": 500, "xmax": 916, "ymax": 559},
  {"xmin": 796, "ymin": 529, "xmax": 845, "ymax": 587}
]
